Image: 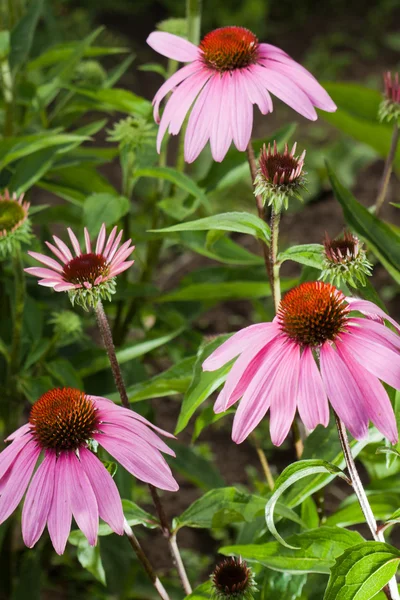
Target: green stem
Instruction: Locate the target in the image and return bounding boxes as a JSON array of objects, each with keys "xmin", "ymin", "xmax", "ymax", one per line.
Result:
[
  {"xmin": 186, "ymin": 0, "xmax": 202, "ymax": 45},
  {"xmin": 375, "ymin": 122, "xmax": 399, "ymax": 216},
  {"xmin": 270, "ymin": 207, "xmax": 281, "ymax": 312},
  {"xmin": 1, "ymin": 59, "xmax": 14, "ymax": 137}
]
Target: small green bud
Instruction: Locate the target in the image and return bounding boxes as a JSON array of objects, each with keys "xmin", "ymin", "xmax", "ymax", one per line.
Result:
[
  {"xmin": 49, "ymin": 310, "xmax": 84, "ymax": 344},
  {"xmin": 320, "ymin": 231, "xmax": 372, "ymax": 288}
]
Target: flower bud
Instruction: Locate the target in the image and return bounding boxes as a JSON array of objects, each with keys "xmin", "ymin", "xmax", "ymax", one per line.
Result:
[
  {"xmin": 320, "ymin": 230, "xmax": 372, "ymax": 287},
  {"xmin": 378, "ymin": 71, "xmax": 400, "ymax": 124},
  {"xmin": 0, "ymin": 190, "xmax": 31, "ymax": 259},
  {"xmin": 211, "ymin": 557, "xmax": 256, "ymax": 599}
]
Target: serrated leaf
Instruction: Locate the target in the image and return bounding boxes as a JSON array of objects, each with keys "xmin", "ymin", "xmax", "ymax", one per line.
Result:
[
  {"xmin": 324, "ymin": 542, "xmax": 400, "ymax": 600},
  {"xmin": 265, "ymin": 460, "xmax": 350, "ymax": 549},
  {"xmin": 220, "ymin": 527, "xmax": 364, "ymax": 574}
]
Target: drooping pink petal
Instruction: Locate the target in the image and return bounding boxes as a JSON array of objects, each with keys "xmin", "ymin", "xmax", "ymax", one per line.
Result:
[
  {"xmin": 5, "ymin": 423, "xmax": 31, "ymax": 442},
  {"xmin": 52, "ymin": 236, "xmax": 73, "ymax": 261},
  {"xmin": 232, "ymin": 336, "xmax": 288, "ymax": 443},
  {"xmin": 96, "ymin": 433, "xmax": 178, "ymax": 492},
  {"xmin": 0, "ymin": 442, "xmax": 40, "ymax": 523},
  {"xmin": 79, "ymin": 448, "xmax": 124, "ymax": 535},
  {"xmin": 346, "ymin": 298, "xmax": 400, "ymax": 334},
  {"xmin": 347, "ymin": 317, "xmax": 400, "ymax": 352},
  {"xmin": 47, "ymin": 453, "xmax": 72, "ymax": 555},
  {"xmin": 253, "ymin": 64, "xmax": 317, "ymax": 120},
  {"xmin": 108, "ymin": 261, "xmax": 135, "ymax": 277},
  {"xmin": 185, "ymin": 77, "xmax": 214, "ymax": 163},
  {"xmin": 53, "ymin": 282, "xmax": 77, "ymax": 292},
  {"xmin": 0, "ymin": 435, "xmax": 34, "ymax": 479},
  {"xmin": 320, "ymin": 342, "xmax": 369, "ymax": 440},
  {"xmin": 152, "ymin": 62, "xmax": 203, "ymax": 123},
  {"xmin": 65, "ymin": 452, "xmax": 98, "ymax": 547},
  {"xmin": 242, "ymin": 66, "xmax": 273, "ymax": 114},
  {"xmin": 67, "ymin": 228, "xmax": 81, "ymax": 256},
  {"xmin": 214, "ymin": 325, "xmax": 281, "ymax": 413},
  {"xmin": 22, "ymin": 451, "xmax": 56, "ymax": 548},
  {"xmin": 38, "ymin": 279, "xmax": 63, "ymax": 288},
  {"xmin": 147, "ymin": 31, "xmax": 199, "ymax": 62},
  {"xmin": 269, "ymin": 342, "xmax": 300, "ymax": 446},
  {"xmin": 229, "ymin": 70, "xmax": 253, "ymax": 151},
  {"xmin": 339, "ymin": 331, "xmax": 400, "ymax": 391},
  {"xmin": 203, "ymin": 323, "xmax": 274, "ymax": 371},
  {"xmin": 24, "ymin": 267, "xmax": 64, "ymax": 280},
  {"xmin": 336, "ymin": 341, "xmax": 398, "ymax": 444},
  {"xmin": 210, "ymin": 73, "xmax": 233, "ymax": 162},
  {"xmin": 97, "ymin": 421, "xmax": 175, "ymax": 457},
  {"xmin": 95, "ymin": 224, "xmax": 107, "ymax": 255},
  {"xmin": 297, "ymin": 346, "xmax": 329, "ymax": 430},
  {"xmin": 27, "ymin": 252, "xmax": 63, "ymax": 273},
  {"xmin": 258, "ymin": 43, "xmax": 290, "ymax": 58}
]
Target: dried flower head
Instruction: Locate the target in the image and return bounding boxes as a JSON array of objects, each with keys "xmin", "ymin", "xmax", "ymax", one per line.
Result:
[
  {"xmin": 0, "ymin": 190, "xmax": 31, "ymax": 258},
  {"xmin": 379, "ymin": 71, "xmax": 400, "ymax": 124},
  {"xmin": 320, "ymin": 231, "xmax": 372, "ymax": 287},
  {"xmin": 254, "ymin": 142, "xmax": 306, "ymax": 210},
  {"xmin": 211, "ymin": 557, "xmax": 256, "ymax": 599}
]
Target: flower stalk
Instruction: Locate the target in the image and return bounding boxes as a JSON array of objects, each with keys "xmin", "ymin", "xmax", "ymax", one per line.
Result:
[
  {"xmin": 375, "ymin": 123, "xmax": 399, "ymax": 216},
  {"xmin": 94, "ymin": 300, "xmax": 192, "ymax": 595}
]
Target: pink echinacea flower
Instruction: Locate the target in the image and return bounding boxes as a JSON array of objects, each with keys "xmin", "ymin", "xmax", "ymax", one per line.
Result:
[
  {"xmin": 0, "ymin": 388, "xmax": 178, "ymax": 554},
  {"xmin": 147, "ymin": 26, "xmax": 337, "ymax": 163},
  {"xmin": 203, "ymin": 282, "xmax": 399, "ymax": 446},
  {"xmin": 25, "ymin": 224, "xmax": 134, "ymax": 309}
]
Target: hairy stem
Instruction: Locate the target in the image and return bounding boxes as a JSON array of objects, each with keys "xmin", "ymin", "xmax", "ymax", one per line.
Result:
[
  {"xmin": 95, "ymin": 301, "xmax": 192, "ymax": 595},
  {"xmin": 375, "ymin": 123, "xmax": 399, "ymax": 216},
  {"xmin": 270, "ymin": 207, "xmax": 281, "ymax": 312},
  {"xmin": 124, "ymin": 520, "xmax": 171, "ymax": 600},
  {"xmin": 335, "ymin": 415, "xmax": 399, "ymax": 600}
]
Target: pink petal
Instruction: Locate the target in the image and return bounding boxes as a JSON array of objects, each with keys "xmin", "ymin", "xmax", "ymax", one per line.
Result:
[
  {"xmin": 79, "ymin": 448, "xmax": 124, "ymax": 535},
  {"xmin": 269, "ymin": 342, "xmax": 300, "ymax": 446},
  {"xmin": 110, "ymin": 240, "xmax": 134, "ymax": 266},
  {"xmin": 24, "ymin": 266, "xmax": 64, "ymax": 280},
  {"xmin": 28, "ymin": 251, "xmax": 63, "ymax": 273},
  {"xmin": 53, "ymin": 282, "xmax": 76, "ymax": 292},
  {"xmin": 258, "ymin": 43, "xmax": 289, "ymax": 57},
  {"xmin": 0, "ymin": 442, "xmax": 40, "ymax": 523},
  {"xmin": 320, "ymin": 342, "xmax": 369, "ymax": 440},
  {"xmin": 214, "ymin": 324, "xmax": 280, "ymax": 413},
  {"xmin": 253, "ymin": 64, "xmax": 317, "ymax": 120},
  {"xmin": 346, "ymin": 298, "xmax": 400, "ymax": 334},
  {"xmin": 22, "ymin": 451, "xmax": 56, "ymax": 548},
  {"xmin": 347, "ymin": 317, "xmax": 400, "ymax": 352},
  {"xmin": 97, "ymin": 421, "xmax": 175, "ymax": 457},
  {"xmin": 84, "ymin": 228, "xmax": 91, "ymax": 254},
  {"xmin": 147, "ymin": 31, "xmax": 199, "ymax": 62},
  {"xmin": 232, "ymin": 336, "xmax": 288, "ymax": 443},
  {"xmin": 103, "ymin": 226, "xmax": 118, "ymax": 258},
  {"xmin": 45, "ymin": 241, "xmax": 68, "ymax": 264},
  {"xmin": 65, "ymin": 452, "xmax": 98, "ymax": 547},
  {"xmin": 184, "ymin": 78, "xmax": 214, "ymax": 163},
  {"xmin": 336, "ymin": 341, "xmax": 398, "ymax": 444},
  {"xmin": 106, "ymin": 230, "xmax": 123, "ymax": 262},
  {"xmin": 152, "ymin": 62, "xmax": 203, "ymax": 123},
  {"xmin": 97, "ymin": 434, "xmax": 178, "ymax": 492},
  {"xmin": 242, "ymin": 66, "xmax": 273, "ymax": 114},
  {"xmin": 210, "ymin": 73, "xmax": 233, "ymax": 162},
  {"xmin": 52, "ymin": 236, "xmax": 73, "ymax": 261},
  {"xmin": 96, "ymin": 224, "xmax": 107, "ymax": 255},
  {"xmin": 229, "ymin": 70, "xmax": 253, "ymax": 152},
  {"xmin": 0, "ymin": 435, "xmax": 34, "ymax": 479},
  {"xmin": 67, "ymin": 228, "xmax": 81, "ymax": 256},
  {"xmin": 297, "ymin": 346, "xmax": 329, "ymax": 430},
  {"xmin": 108, "ymin": 261, "xmax": 135, "ymax": 277},
  {"xmin": 5, "ymin": 423, "xmax": 31, "ymax": 442},
  {"xmin": 38, "ymin": 280, "xmax": 61, "ymax": 288},
  {"xmin": 203, "ymin": 323, "xmax": 274, "ymax": 371},
  {"xmin": 340, "ymin": 330, "xmax": 400, "ymax": 391},
  {"xmin": 47, "ymin": 453, "xmax": 72, "ymax": 555}
]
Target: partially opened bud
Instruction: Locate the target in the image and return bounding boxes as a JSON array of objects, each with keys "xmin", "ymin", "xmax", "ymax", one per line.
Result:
[
  {"xmin": 254, "ymin": 141, "xmax": 306, "ymax": 211},
  {"xmin": 379, "ymin": 71, "xmax": 400, "ymax": 124},
  {"xmin": 211, "ymin": 557, "xmax": 256, "ymax": 599},
  {"xmin": 0, "ymin": 190, "xmax": 31, "ymax": 258},
  {"xmin": 321, "ymin": 230, "xmax": 372, "ymax": 287}
]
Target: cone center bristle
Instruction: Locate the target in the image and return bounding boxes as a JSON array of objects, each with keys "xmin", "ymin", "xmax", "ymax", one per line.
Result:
[
  {"xmin": 29, "ymin": 388, "xmax": 98, "ymax": 451},
  {"xmin": 278, "ymin": 281, "xmax": 349, "ymax": 346},
  {"xmin": 262, "ymin": 154, "xmax": 299, "ymax": 180},
  {"xmin": 0, "ymin": 200, "xmax": 25, "ymax": 232},
  {"xmin": 200, "ymin": 26, "xmax": 259, "ymax": 71},
  {"xmin": 63, "ymin": 253, "xmax": 109, "ymax": 285}
]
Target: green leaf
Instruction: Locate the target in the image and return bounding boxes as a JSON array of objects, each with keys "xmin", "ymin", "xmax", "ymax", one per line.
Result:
[
  {"xmin": 220, "ymin": 527, "xmax": 364, "ymax": 574},
  {"xmin": 261, "ymin": 572, "xmax": 307, "ymax": 600},
  {"xmin": 137, "ymin": 166, "xmax": 209, "ymax": 207},
  {"xmin": 10, "ymin": 0, "xmax": 44, "ymax": 69},
  {"xmin": 324, "ymin": 542, "xmax": 400, "ymax": 600},
  {"xmin": 39, "ymin": 165, "xmax": 116, "ymax": 205},
  {"xmin": 109, "ymin": 356, "xmax": 196, "ymax": 403},
  {"xmin": 265, "ymin": 460, "xmax": 350, "ymax": 549},
  {"xmin": 157, "ymin": 280, "xmax": 274, "ymax": 303},
  {"xmin": 167, "ymin": 442, "xmax": 225, "ymax": 490},
  {"xmin": 0, "ymin": 132, "xmax": 89, "ymax": 169},
  {"xmin": 8, "ymin": 147, "xmax": 56, "ymax": 194},
  {"xmin": 278, "ymin": 244, "xmax": 324, "ymax": 270},
  {"xmin": 180, "ymin": 231, "xmax": 264, "ymax": 266},
  {"xmin": 76, "ymin": 539, "xmax": 106, "ymax": 585},
  {"xmin": 175, "ymin": 335, "xmax": 231, "ymax": 434},
  {"xmin": 83, "ymin": 193, "xmax": 129, "ymax": 235},
  {"xmin": 78, "ymin": 328, "xmax": 184, "ymax": 378},
  {"xmin": 152, "ymin": 211, "xmax": 271, "ymax": 244},
  {"xmin": 184, "ymin": 582, "xmax": 213, "ymax": 599},
  {"xmin": 27, "ymin": 43, "xmax": 129, "ymax": 71},
  {"xmin": 192, "ymin": 405, "xmax": 234, "ymax": 442},
  {"xmin": 327, "ymin": 164, "xmax": 400, "ymax": 282},
  {"xmin": 325, "ymin": 492, "xmax": 400, "ymax": 528},
  {"xmin": 66, "ymin": 86, "xmax": 151, "ymax": 117}
]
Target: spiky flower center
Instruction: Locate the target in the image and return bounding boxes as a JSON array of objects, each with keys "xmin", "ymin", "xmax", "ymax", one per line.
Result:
[
  {"xmin": 0, "ymin": 200, "xmax": 25, "ymax": 232},
  {"xmin": 278, "ymin": 282, "xmax": 349, "ymax": 346},
  {"xmin": 384, "ymin": 71, "xmax": 400, "ymax": 104},
  {"xmin": 63, "ymin": 253, "xmax": 109, "ymax": 286},
  {"xmin": 200, "ymin": 27, "xmax": 259, "ymax": 71},
  {"xmin": 212, "ymin": 557, "xmax": 252, "ymax": 597},
  {"xmin": 324, "ymin": 231, "xmax": 359, "ymax": 264},
  {"xmin": 259, "ymin": 142, "xmax": 304, "ymax": 185},
  {"xmin": 29, "ymin": 388, "xmax": 98, "ymax": 451}
]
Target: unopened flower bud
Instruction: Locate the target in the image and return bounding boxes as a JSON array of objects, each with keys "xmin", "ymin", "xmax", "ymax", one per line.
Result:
[
  {"xmin": 254, "ymin": 141, "xmax": 306, "ymax": 211},
  {"xmin": 211, "ymin": 557, "xmax": 256, "ymax": 600},
  {"xmin": 320, "ymin": 231, "xmax": 372, "ymax": 287},
  {"xmin": 378, "ymin": 71, "xmax": 400, "ymax": 124},
  {"xmin": 0, "ymin": 190, "xmax": 31, "ymax": 259}
]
